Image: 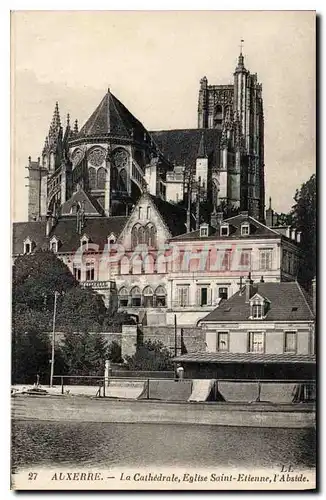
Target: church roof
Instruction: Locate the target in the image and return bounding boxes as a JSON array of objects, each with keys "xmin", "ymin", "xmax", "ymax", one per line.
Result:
[
  {"xmin": 61, "ymin": 187, "xmax": 105, "ymax": 216},
  {"xmin": 78, "ymin": 90, "xmax": 148, "ymax": 142},
  {"xmin": 150, "ymin": 129, "xmax": 221, "ymax": 168}
]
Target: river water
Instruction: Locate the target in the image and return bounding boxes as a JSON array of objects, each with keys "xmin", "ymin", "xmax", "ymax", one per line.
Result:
[{"xmin": 11, "ymin": 420, "xmax": 316, "ymax": 471}]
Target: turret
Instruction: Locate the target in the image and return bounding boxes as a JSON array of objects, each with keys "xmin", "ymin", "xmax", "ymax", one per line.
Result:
[
  {"xmin": 198, "ymin": 76, "xmax": 208, "ymax": 128},
  {"xmin": 42, "ymin": 101, "xmax": 63, "ymax": 172}
]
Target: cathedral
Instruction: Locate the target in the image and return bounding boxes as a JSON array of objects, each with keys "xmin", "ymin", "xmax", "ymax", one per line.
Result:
[{"xmin": 26, "ymin": 47, "xmax": 265, "ymax": 225}]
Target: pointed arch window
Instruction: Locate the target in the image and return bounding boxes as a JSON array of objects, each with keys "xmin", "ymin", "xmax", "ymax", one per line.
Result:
[
  {"xmin": 138, "ymin": 226, "xmax": 145, "ymax": 245},
  {"xmin": 118, "ymin": 169, "xmax": 127, "ymax": 191},
  {"xmin": 111, "ymin": 167, "xmax": 118, "ymax": 191},
  {"xmin": 131, "ymin": 224, "xmax": 140, "ymax": 249},
  {"xmin": 119, "ymin": 287, "xmax": 129, "ymax": 307},
  {"xmin": 144, "ymin": 223, "xmax": 157, "ymax": 247},
  {"xmin": 143, "ymin": 286, "xmax": 154, "ymax": 307},
  {"xmin": 155, "ymin": 285, "xmax": 167, "ymax": 307},
  {"xmin": 89, "ymin": 167, "xmax": 97, "ymax": 189},
  {"xmin": 97, "ymin": 167, "xmax": 106, "ymax": 190},
  {"xmin": 49, "ymin": 236, "xmax": 59, "ymax": 253},
  {"xmin": 120, "ymin": 255, "xmax": 130, "ymax": 275},
  {"xmin": 130, "ymin": 286, "xmax": 141, "ymax": 307}
]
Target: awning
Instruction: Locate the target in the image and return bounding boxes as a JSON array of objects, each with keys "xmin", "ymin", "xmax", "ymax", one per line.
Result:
[{"xmin": 173, "ymin": 352, "xmax": 316, "ymax": 365}]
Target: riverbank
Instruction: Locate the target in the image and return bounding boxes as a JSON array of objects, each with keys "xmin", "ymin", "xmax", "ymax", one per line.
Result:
[{"xmin": 11, "ymin": 395, "xmax": 315, "ymax": 428}]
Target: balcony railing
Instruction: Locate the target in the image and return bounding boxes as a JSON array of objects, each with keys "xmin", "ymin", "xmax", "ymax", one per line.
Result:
[{"xmin": 81, "ymin": 280, "xmax": 115, "ymax": 290}]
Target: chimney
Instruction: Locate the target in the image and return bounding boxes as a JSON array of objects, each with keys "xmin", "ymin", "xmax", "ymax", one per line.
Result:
[
  {"xmin": 260, "ymin": 276, "xmax": 264, "ymax": 283},
  {"xmin": 296, "ymin": 231, "xmax": 302, "ymax": 244},
  {"xmin": 286, "ymin": 226, "xmax": 291, "ymax": 238},
  {"xmin": 291, "ymin": 229, "xmax": 296, "ymax": 241},
  {"xmin": 312, "ymin": 278, "xmax": 316, "ymax": 314},
  {"xmin": 239, "ymin": 276, "xmax": 244, "ymax": 295},
  {"xmin": 265, "ymin": 197, "xmax": 274, "ymax": 227},
  {"xmin": 245, "ymin": 273, "xmax": 254, "ymax": 303}
]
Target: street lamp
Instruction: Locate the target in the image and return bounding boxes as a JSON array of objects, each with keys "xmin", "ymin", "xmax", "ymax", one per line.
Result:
[{"xmin": 50, "ymin": 291, "xmax": 59, "ymax": 387}]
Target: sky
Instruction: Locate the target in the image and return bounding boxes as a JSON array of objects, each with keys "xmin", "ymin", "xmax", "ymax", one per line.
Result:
[{"xmin": 11, "ymin": 10, "xmax": 316, "ymax": 222}]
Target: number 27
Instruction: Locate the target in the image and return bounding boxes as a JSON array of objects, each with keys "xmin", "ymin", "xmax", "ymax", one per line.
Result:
[{"xmin": 28, "ymin": 472, "xmax": 37, "ymax": 480}]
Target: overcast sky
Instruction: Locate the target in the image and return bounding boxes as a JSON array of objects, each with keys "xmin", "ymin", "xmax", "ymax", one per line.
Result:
[{"xmin": 11, "ymin": 10, "xmax": 315, "ymax": 221}]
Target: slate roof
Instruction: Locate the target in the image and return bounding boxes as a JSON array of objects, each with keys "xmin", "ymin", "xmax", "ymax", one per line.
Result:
[
  {"xmin": 147, "ymin": 194, "xmax": 187, "ymax": 236},
  {"xmin": 12, "ymin": 216, "xmax": 128, "ymax": 255},
  {"xmin": 12, "ymin": 221, "xmax": 48, "ymax": 255},
  {"xmin": 150, "ymin": 129, "xmax": 221, "ymax": 168},
  {"xmin": 61, "ymin": 188, "xmax": 104, "ymax": 216},
  {"xmin": 201, "ymin": 281, "xmax": 315, "ymax": 323},
  {"xmin": 170, "ymin": 214, "xmax": 280, "ymax": 242},
  {"xmin": 78, "ymin": 91, "xmax": 148, "ymax": 142},
  {"xmin": 174, "ymin": 352, "xmax": 316, "ymax": 364}
]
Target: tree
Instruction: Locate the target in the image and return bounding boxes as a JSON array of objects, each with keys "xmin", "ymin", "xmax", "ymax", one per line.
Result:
[
  {"xmin": 57, "ymin": 287, "xmax": 107, "ymax": 333},
  {"xmin": 290, "ymin": 174, "xmax": 316, "ymax": 283},
  {"xmin": 12, "ymin": 307, "xmax": 52, "ymax": 384},
  {"xmin": 125, "ymin": 340, "xmax": 173, "ymax": 371},
  {"xmin": 60, "ymin": 331, "xmax": 108, "ymax": 377},
  {"xmin": 12, "ymin": 250, "xmax": 77, "ymax": 311}
]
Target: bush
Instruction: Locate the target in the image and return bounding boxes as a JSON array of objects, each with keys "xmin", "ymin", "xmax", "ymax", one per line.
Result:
[{"xmin": 125, "ymin": 340, "xmax": 173, "ymax": 371}]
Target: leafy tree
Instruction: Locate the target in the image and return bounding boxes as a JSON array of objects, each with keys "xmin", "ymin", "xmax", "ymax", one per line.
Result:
[
  {"xmin": 275, "ymin": 212, "xmax": 293, "ymax": 226},
  {"xmin": 12, "ymin": 307, "xmax": 51, "ymax": 384},
  {"xmin": 290, "ymin": 174, "xmax": 316, "ymax": 283},
  {"xmin": 12, "ymin": 250, "xmax": 77, "ymax": 311},
  {"xmin": 103, "ymin": 311, "xmax": 136, "ymax": 332},
  {"xmin": 57, "ymin": 287, "xmax": 107, "ymax": 333},
  {"xmin": 125, "ymin": 340, "xmax": 173, "ymax": 371},
  {"xmin": 60, "ymin": 331, "xmax": 108, "ymax": 377}
]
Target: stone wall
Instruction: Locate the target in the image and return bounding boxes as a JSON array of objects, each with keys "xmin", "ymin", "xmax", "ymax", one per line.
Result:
[{"xmin": 142, "ymin": 325, "xmax": 206, "ymax": 353}]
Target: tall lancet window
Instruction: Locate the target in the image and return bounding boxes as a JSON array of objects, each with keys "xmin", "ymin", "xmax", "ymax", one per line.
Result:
[{"xmin": 97, "ymin": 168, "xmax": 106, "ymax": 190}]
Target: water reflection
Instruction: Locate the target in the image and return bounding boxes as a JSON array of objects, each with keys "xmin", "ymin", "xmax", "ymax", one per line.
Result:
[{"xmin": 11, "ymin": 420, "xmax": 316, "ymax": 471}]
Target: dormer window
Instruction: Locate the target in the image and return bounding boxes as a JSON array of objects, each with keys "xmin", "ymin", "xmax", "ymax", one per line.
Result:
[
  {"xmin": 108, "ymin": 233, "xmax": 116, "ymax": 245},
  {"xmin": 252, "ymin": 304, "xmax": 263, "ymax": 319},
  {"xmin": 249, "ymin": 293, "xmax": 270, "ymax": 320},
  {"xmin": 241, "ymin": 223, "xmax": 250, "ymax": 236},
  {"xmin": 23, "ymin": 237, "xmax": 33, "ymax": 255},
  {"xmin": 220, "ymin": 224, "xmax": 229, "ymax": 237},
  {"xmin": 80, "ymin": 234, "xmax": 89, "ymax": 251},
  {"xmin": 200, "ymin": 224, "xmax": 209, "ymax": 238},
  {"xmin": 49, "ymin": 236, "xmax": 59, "ymax": 253}
]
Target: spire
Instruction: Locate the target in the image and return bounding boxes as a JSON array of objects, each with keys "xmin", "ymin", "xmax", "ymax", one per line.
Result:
[
  {"xmin": 197, "ymin": 132, "xmax": 207, "ymax": 158},
  {"xmin": 53, "ymin": 101, "xmax": 61, "ymax": 129},
  {"xmin": 269, "ymin": 196, "xmax": 272, "ymax": 210},
  {"xmin": 66, "ymin": 113, "xmax": 70, "ymax": 129},
  {"xmin": 235, "ymin": 39, "xmax": 246, "ymax": 72}
]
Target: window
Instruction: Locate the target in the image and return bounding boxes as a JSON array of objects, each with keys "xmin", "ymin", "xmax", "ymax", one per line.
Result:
[
  {"xmin": 239, "ymin": 250, "xmax": 251, "ymax": 269},
  {"xmin": 252, "ymin": 304, "xmax": 263, "ymax": 319},
  {"xmin": 259, "ymin": 249, "xmax": 273, "ymax": 271},
  {"xmin": 131, "ymin": 287, "xmax": 141, "ymax": 307},
  {"xmin": 248, "ymin": 331, "xmax": 265, "ymax": 353},
  {"xmin": 221, "ymin": 251, "xmax": 231, "ymax": 271},
  {"xmin": 131, "ymin": 224, "xmax": 139, "ymax": 249},
  {"xmin": 73, "ymin": 265, "xmax": 81, "ymax": 281},
  {"xmin": 119, "ymin": 287, "xmax": 129, "ymax": 307},
  {"xmin": 155, "ymin": 286, "xmax": 167, "ymax": 307},
  {"xmin": 85, "ymin": 263, "xmax": 95, "ymax": 281},
  {"xmin": 200, "ymin": 225, "xmax": 208, "ymax": 238},
  {"xmin": 51, "ymin": 242, "xmax": 57, "ymax": 252},
  {"xmin": 97, "ymin": 167, "xmax": 106, "ymax": 190},
  {"xmin": 147, "ymin": 206, "xmax": 151, "ymax": 219},
  {"xmin": 284, "ymin": 331, "xmax": 297, "ymax": 353},
  {"xmin": 218, "ymin": 287, "xmax": 228, "ymax": 300},
  {"xmin": 217, "ymin": 332, "xmax": 229, "ymax": 352},
  {"xmin": 80, "ymin": 235, "xmax": 89, "ymax": 251},
  {"xmin": 138, "ymin": 206, "xmax": 143, "ymax": 219},
  {"xmin": 144, "ymin": 224, "xmax": 156, "ymax": 247},
  {"xmin": 220, "ymin": 224, "xmax": 229, "ymax": 236},
  {"xmin": 178, "ymin": 286, "xmax": 189, "ymax": 307},
  {"xmin": 23, "ymin": 238, "xmax": 33, "ymax": 255},
  {"xmin": 199, "ymin": 287, "xmax": 208, "ymax": 306},
  {"xmin": 241, "ymin": 224, "xmax": 250, "ymax": 236},
  {"xmin": 88, "ymin": 167, "xmax": 97, "ymax": 189},
  {"xmin": 143, "ymin": 286, "xmax": 154, "ymax": 308}
]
